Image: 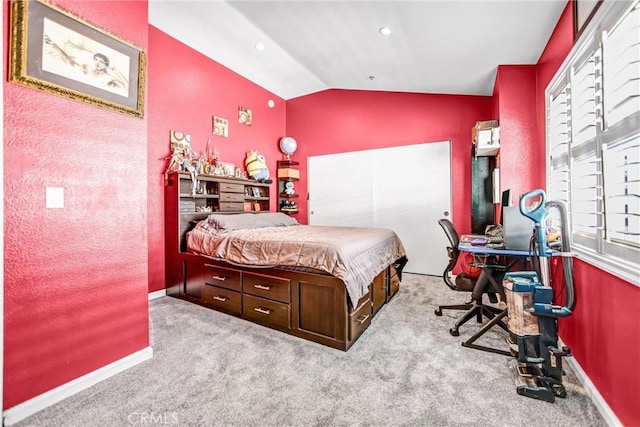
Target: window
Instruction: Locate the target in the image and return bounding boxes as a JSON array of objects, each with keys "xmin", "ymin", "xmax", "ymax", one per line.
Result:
[{"xmin": 546, "ymin": 0, "xmax": 640, "ymax": 286}]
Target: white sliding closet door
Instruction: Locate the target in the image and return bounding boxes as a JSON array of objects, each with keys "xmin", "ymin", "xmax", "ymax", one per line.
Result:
[{"xmin": 308, "ymin": 141, "xmax": 452, "ymax": 275}]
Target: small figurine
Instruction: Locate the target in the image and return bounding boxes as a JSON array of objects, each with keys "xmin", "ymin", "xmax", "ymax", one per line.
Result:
[
  {"xmin": 165, "ymin": 131, "xmax": 196, "ymax": 177},
  {"xmin": 283, "ymin": 180, "xmax": 295, "ymax": 195},
  {"xmin": 280, "ymin": 200, "xmax": 298, "ymax": 212}
]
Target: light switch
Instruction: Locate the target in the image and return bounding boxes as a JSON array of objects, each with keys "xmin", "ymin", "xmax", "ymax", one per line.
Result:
[{"xmin": 46, "ymin": 187, "xmax": 64, "ymax": 209}]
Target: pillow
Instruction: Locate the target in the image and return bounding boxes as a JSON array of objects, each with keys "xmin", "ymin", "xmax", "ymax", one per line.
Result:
[{"xmin": 207, "ymin": 212, "xmax": 299, "ymax": 230}]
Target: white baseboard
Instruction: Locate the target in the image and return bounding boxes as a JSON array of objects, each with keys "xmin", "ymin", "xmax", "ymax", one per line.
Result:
[
  {"xmin": 3, "ymin": 346, "xmax": 153, "ymax": 426},
  {"xmin": 565, "ymin": 355, "xmax": 622, "ymax": 427},
  {"xmin": 148, "ymin": 289, "xmax": 167, "ymax": 300}
]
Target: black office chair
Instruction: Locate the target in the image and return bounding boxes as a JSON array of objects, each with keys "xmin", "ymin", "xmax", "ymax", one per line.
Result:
[{"xmin": 435, "ymin": 218, "xmax": 507, "ymax": 336}]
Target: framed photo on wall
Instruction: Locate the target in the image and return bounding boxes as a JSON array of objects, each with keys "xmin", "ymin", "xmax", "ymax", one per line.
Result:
[
  {"xmin": 9, "ymin": 0, "xmax": 146, "ymax": 117},
  {"xmin": 574, "ymin": 0, "xmax": 603, "ymax": 41}
]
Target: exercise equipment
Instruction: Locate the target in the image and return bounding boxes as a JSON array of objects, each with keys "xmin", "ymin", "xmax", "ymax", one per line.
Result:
[{"xmin": 503, "ymin": 189, "xmax": 575, "ymax": 402}]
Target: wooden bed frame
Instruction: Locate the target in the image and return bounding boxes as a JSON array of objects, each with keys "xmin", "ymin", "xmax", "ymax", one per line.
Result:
[
  {"xmin": 164, "ymin": 172, "xmax": 403, "ymax": 350},
  {"xmin": 166, "ymin": 252, "xmax": 401, "ymax": 351}
]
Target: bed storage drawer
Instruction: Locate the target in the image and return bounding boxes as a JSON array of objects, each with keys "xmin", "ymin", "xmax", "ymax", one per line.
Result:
[
  {"xmin": 371, "ymin": 270, "xmax": 387, "ymax": 316},
  {"xmin": 203, "ymin": 264, "xmax": 242, "ymax": 291},
  {"xmin": 388, "ymin": 265, "xmax": 400, "ymax": 300},
  {"xmin": 220, "ymin": 192, "xmax": 245, "ymax": 202},
  {"xmin": 243, "ymin": 272, "xmax": 290, "ymax": 303},
  {"xmin": 203, "ymin": 285, "xmax": 242, "ymax": 315},
  {"xmin": 219, "ymin": 202, "xmax": 245, "ymax": 212},
  {"xmin": 349, "ymin": 289, "xmax": 371, "ymax": 314},
  {"xmin": 219, "ymin": 183, "xmax": 244, "ymax": 193},
  {"xmin": 243, "ymin": 294, "xmax": 290, "ymax": 329},
  {"xmin": 349, "ymin": 296, "xmax": 372, "ymax": 341}
]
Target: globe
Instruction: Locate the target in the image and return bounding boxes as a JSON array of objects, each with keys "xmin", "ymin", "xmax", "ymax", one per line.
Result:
[{"xmin": 279, "ymin": 136, "xmax": 297, "ymax": 160}]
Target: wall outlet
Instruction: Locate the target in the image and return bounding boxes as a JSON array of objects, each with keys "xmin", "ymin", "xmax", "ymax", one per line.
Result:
[{"xmin": 46, "ymin": 187, "xmax": 64, "ymax": 209}]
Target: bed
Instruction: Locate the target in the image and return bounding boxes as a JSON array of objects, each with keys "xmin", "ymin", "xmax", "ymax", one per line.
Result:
[{"xmin": 168, "ymin": 212, "xmax": 407, "ymax": 351}]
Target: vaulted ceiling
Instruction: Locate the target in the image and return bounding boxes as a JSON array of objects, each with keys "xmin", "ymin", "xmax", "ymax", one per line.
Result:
[{"xmin": 148, "ymin": 0, "xmax": 568, "ymax": 100}]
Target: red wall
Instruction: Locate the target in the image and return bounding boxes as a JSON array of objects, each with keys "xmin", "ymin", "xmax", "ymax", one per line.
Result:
[
  {"xmin": 4, "ymin": 1, "xmax": 637, "ymax": 424},
  {"xmin": 492, "ymin": 65, "xmax": 539, "ymax": 199},
  {"xmin": 534, "ymin": 3, "xmax": 640, "ymax": 425},
  {"xmin": 565, "ymin": 261, "xmax": 640, "ymax": 425},
  {"xmin": 147, "ymin": 26, "xmax": 287, "ymax": 293},
  {"xmin": 3, "ymin": 0, "xmax": 150, "ymax": 408},
  {"xmin": 285, "ymin": 89, "xmax": 493, "ymax": 233}
]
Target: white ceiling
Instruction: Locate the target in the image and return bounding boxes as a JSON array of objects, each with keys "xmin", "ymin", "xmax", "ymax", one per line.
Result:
[{"xmin": 148, "ymin": 0, "xmax": 568, "ymax": 100}]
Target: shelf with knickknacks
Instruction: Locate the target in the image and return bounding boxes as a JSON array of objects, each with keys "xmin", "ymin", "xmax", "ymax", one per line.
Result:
[
  {"xmin": 277, "ymin": 136, "xmax": 300, "ymax": 215},
  {"xmin": 164, "ymin": 131, "xmax": 271, "ymax": 218},
  {"xmin": 164, "ymin": 132, "xmax": 228, "ymax": 193}
]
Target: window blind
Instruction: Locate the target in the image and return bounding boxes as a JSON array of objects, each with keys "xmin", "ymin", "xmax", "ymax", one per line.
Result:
[
  {"xmin": 571, "ymin": 153, "xmax": 601, "ymax": 236},
  {"xmin": 571, "ymin": 52, "xmax": 598, "ymax": 147},
  {"xmin": 604, "ymin": 133, "xmax": 640, "ymax": 247},
  {"xmin": 603, "ymin": 4, "xmax": 640, "ymax": 128},
  {"xmin": 545, "ymin": 0, "xmax": 640, "ymax": 285},
  {"xmin": 548, "ymin": 85, "xmax": 571, "ymax": 229}
]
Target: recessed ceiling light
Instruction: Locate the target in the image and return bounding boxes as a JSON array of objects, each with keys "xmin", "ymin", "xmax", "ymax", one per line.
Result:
[
  {"xmin": 379, "ymin": 27, "xmax": 392, "ymax": 36},
  {"xmin": 255, "ymin": 42, "xmax": 265, "ymax": 51}
]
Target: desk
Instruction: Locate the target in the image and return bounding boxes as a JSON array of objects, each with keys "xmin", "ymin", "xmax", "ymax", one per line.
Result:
[
  {"xmin": 457, "ymin": 243, "xmax": 532, "ymax": 357},
  {"xmin": 457, "ymin": 244, "xmax": 532, "ymax": 257}
]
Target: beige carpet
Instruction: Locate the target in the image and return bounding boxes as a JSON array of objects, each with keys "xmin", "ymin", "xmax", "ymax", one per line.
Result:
[{"xmin": 14, "ymin": 273, "xmax": 606, "ymax": 426}]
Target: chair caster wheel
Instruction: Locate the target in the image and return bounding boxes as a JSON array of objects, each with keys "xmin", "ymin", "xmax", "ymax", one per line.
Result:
[
  {"xmin": 450, "ymin": 328, "xmax": 459, "ymax": 336},
  {"xmin": 435, "ymin": 309, "xmax": 442, "ymax": 316}
]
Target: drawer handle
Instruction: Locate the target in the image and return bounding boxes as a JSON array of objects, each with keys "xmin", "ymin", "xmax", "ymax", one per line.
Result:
[
  {"xmin": 356, "ymin": 314, "xmax": 370, "ymax": 325},
  {"xmin": 212, "ymin": 296, "xmax": 228, "ymax": 302},
  {"xmin": 212, "ymin": 275, "xmax": 227, "ymax": 281},
  {"xmin": 254, "ymin": 307, "xmax": 272, "ymax": 315},
  {"xmin": 253, "ymin": 284, "xmax": 271, "ymax": 291}
]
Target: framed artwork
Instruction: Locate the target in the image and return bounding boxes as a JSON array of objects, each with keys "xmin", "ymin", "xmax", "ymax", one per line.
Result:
[
  {"xmin": 238, "ymin": 106, "xmax": 252, "ymax": 126},
  {"xmin": 9, "ymin": 0, "xmax": 146, "ymax": 117},
  {"xmin": 220, "ymin": 162, "xmax": 236, "ymax": 177},
  {"xmin": 574, "ymin": 0, "xmax": 603, "ymax": 41},
  {"xmin": 213, "ymin": 116, "xmax": 229, "ymax": 137}
]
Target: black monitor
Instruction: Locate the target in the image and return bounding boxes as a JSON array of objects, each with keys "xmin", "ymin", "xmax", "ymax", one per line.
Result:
[{"xmin": 500, "ymin": 189, "xmax": 511, "ymax": 225}]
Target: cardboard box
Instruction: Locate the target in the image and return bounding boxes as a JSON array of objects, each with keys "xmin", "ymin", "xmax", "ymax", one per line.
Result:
[
  {"xmin": 472, "ymin": 120, "xmax": 500, "ymax": 156},
  {"xmin": 476, "ymin": 119, "xmax": 499, "ymax": 130},
  {"xmin": 472, "ymin": 121, "xmax": 499, "ymax": 143},
  {"xmin": 277, "ymin": 168, "xmax": 300, "ymax": 179}
]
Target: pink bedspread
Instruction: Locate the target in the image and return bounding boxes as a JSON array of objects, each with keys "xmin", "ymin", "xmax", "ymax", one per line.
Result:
[{"xmin": 187, "ymin": 222, "xmax": 406, "ymax": 305}]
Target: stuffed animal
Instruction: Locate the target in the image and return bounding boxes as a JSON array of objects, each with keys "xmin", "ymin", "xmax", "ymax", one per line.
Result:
[
  {"xmin": 245, "ymin": 150, "xmax": 271, "ymax": 183},
  {"xmin": 283, "ymin": 180, "xmax": 295, "ymax": 195}
]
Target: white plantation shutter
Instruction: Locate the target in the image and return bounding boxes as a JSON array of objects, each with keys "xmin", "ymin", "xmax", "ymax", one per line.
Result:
[
  {"xmin": 601, "ymin": 1, "xmax": 640, "ymax": 259},
  {"xmin": 549, "ymin": 86, "xmax": 570, "ymax": 160},
  {"xmin": 571, "ymin": 52, "xmax": 598, "ymax": 147},
  {"xmin": 570, "ymin": 49, "xmax": 602, "ymax": 242},
  {"xmin": 548, "ymin": 85, "xmax": 571, "ymax": 230},
  {"xmin": 604, "ymin": 134, "xmax": 640, "ymax": 248},
  {"xmin": 603, "ymin": 4, "xmax": 640, "ymax": 128},
  {"xmin": 546, "ymin": 0, "xmax": 640, "ymax": 285},
  {"xmin": 571, "ymin": 152, "xmax": 601, "ymax": 237}
]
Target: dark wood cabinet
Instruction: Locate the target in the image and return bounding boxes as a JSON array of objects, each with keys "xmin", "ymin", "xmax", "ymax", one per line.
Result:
[
  {"xmin": 471, "ymin": 153, "xmax": 495, "ymax": 234},
  {"xmin": 164, "ymin": 171, "xmax": 271, "ymax": 254},
  {"xmin": 166, "ymin": 252, "xmax": 393, "ymax": 351}
]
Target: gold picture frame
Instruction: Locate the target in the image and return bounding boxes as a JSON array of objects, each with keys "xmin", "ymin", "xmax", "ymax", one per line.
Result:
[{"xmin": 9, "ymin": 0, "xmax": 146, "ymax": 117}]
